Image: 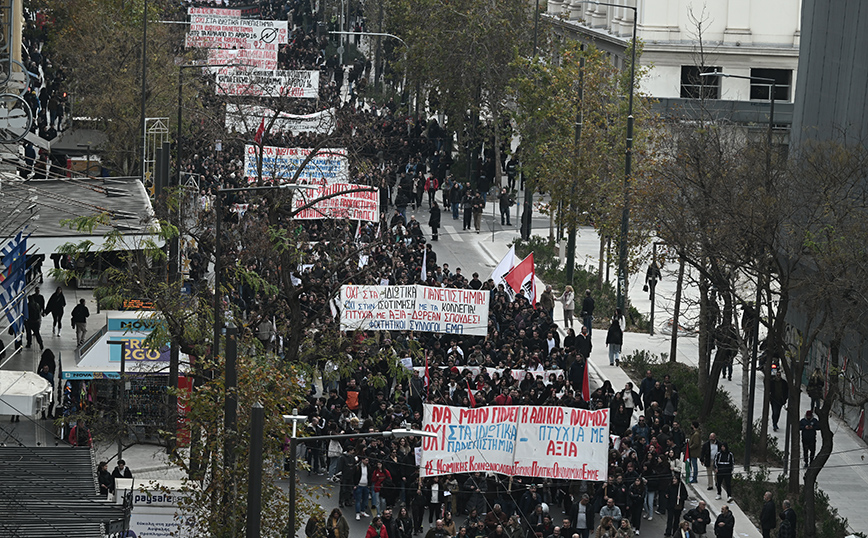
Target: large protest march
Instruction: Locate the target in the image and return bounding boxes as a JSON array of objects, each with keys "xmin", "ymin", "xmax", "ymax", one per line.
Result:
[{"xmin": 170, "ymin": 1, "xmax": 691, "ymax": 537}]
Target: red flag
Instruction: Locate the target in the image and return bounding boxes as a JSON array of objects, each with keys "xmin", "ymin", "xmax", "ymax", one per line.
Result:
[
  {"xmin": 504, "ymin": 253, "xmax": 536, "ymax": 306},
  {"xmin": 857, "ymin": 409, "xmax": 865, "ymax": 439},
  {"xmin": 467, "ymin": 380, "xmax": 476, "ymax": 408},
  {"xmin": 581, "ymin": 360, "xmax": 591, "ymax": 403},
  {"xmin": 254, "ymin": 117, "xmax": 266, "ymax": 144},
  {"xmin": 424, "ymin": 355, "xmax": 430, "ymax": 400}
]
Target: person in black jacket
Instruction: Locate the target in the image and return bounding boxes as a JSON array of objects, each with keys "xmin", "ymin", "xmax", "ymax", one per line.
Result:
[
  {"xmin": 683, "ymin": 500, "xmax": 710, "ymax": 537},
  {"xmin": 44, "ymin": 286, "xmax": 66, "ymax": 336},
  {"xmin": 112, "ymin": 459, "xmax": 133, "ymax": 480},
  {"xmin": 759, "ymin": 492, "xmax": 776, "ymax": 538},
  {"xmin": 580, "ymin": 290, "xmax": 595, "ymax": 335},
  {"xmin": 71, "ymin": 298, "xmax": 90, "ymax": 346},
  {"xmin": 429, "ymin": 202, "xmax": 441, "ymax": 241},
  {"xmin": 97, "ymin": 461, "xmax": 114, "ymax": 497},
  {"xmin": 713, "ymin": 505, "xmax": 734, "ymax": 538},
  {"xmin": 661, "ymin": 475, "xmax": 688, "ymax": 537},
  {"xmin": 606, "ymin": 317, "xmax": 623, "ymax": 367},
  {"xmin": 576, "ymin": 326, "xmax": 592, "ymax": 360},
  {"xmin": 713, "ymin": 443, "xmax": 734, "ymax": 502}
]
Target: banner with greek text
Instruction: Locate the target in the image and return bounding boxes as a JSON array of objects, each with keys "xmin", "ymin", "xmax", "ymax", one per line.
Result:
[
  {"xmin": 340, "ymin": 285, "xmax": 490, "ymax": 336},
  {"xmin": 420, "ymin": 404, "xmax": 609, "ymax": 480},
  {"xmin": 185, "ymin": 15, "xmax": 288, "ymax": 49},
  {"xmin": 293, "ymin": 183, "xmax": 379, "ymax": 222},
  {"xmin": 215, "ymin": 68, "xmax": 319, "ymax": 98},
  {"xmin": 244, "ymin": 145, "xmax": 348, "ymax": 183},
  {"xmin": 227, "ymin": 105, "xmax": 335, "ymax": 135},
  {"xmin": 187, "ymin": 7, "xmax": 241, "ymax": 17},
  {"xmin": 209, "ymin": 48, "xmax": 278, "ymax": 69}
]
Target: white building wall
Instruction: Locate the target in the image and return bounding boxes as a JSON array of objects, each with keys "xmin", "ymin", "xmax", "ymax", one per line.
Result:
[{"xmin": 549, "ymin": 0, "xmax": 802, "ymax": 102}]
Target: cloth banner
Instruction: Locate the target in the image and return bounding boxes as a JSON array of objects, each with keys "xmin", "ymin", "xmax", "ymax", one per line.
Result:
[
  {"xmin": 244, "ymin": 145, "xmax": 348, "ymax": 183},
  {"xmin": 226, "ymin": 105, "xmax": 335, "ymax": 135},
  {"xmin": 187, "ymin": 7, "xmax": 240, "ymax": 17},
  {"xmin": 340, "ymin": 285, "xmax": 490, "ymax": 336},
  {"xmin": 421, "ymin": 404, "xmax": 609, "ymax": 480},
  {"xmin": 208, "ymin": 48, "xmax": 278, "ymax": 69},
  {"xmin": 185, "ymin": 15, "xmax": 288, "ymax": 49},
  {"xmin": 215, "ymin": 69, "xmax": 319, "ymax": 98},
  {"xmin": 293, "ymin": 183, "xmax": 380, "ymax": 222}
]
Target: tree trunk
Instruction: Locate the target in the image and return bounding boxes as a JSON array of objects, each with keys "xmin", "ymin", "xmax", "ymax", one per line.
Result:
[
  {"xmin": 669, "ymin": 257, "xmax": 684, "ymax": 362},
  {"xmin": 697, "ymin": 271, "xmax": 710, "ymax": 410},
  {"xmin": 803, "ymin": 339, "xmax": 839, "ymax": 538},
  {"xmin": 785, "ymin": 346, "xmax": 806, "ymax": 494},
  {"xmin": 598, "ymin": 233, "xmax": 605, "ymax": 289}
]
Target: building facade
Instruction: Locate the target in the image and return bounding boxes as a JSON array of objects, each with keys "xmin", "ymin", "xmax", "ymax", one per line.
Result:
[{"xmin": 547, "ymin": 0, "xmax": 802, "ymax": 106}]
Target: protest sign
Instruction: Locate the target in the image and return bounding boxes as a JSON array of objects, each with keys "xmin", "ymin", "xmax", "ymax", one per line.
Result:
[
  {"xmin": 340, "ymin": 285, "xmax": 490, "ymax": 336},
  {"xmin": 209, "ymin": 48, "xmax": 278, "ymax": 70},
  {"xmin": 244, "ymin": 146, "xmax": 348, "ymax": 183},
  {"xmin": 421, "ymin": 404, "xmax": 518, "ymax": 476},
  {"xmin": 188, "ymin": 7, "xmax": 241, "ymax": 17},
  {"xmin": 226, "ymin": 105, "xmax": 335, "ymax": 135},
  {"xmin": 420, "ymin": 404, "xmax": 609, "ymax": 480},
  {"xmin": 293, "ymin": 183, "xmax": 380, "ymax": 222},
  {"xmin": 215, "ymin": 69, "xmax": 319, "ymax": 98},
  {"xmin": 512, "ymin": 406, "xmax": 609, "ymax": 480},
  {"xmin": 185, "ymin": 15, "xmax": 288, "ymax": 49}
]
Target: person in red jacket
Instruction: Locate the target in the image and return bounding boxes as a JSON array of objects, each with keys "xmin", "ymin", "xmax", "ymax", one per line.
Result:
[
  {"xmin": 69, "ymin": 419, "xmax": 92, "ymax": 447},
  {"xmin": 371, "ymin": 461, "xmax": 393, "ymax": 515},
  {"xmin": 366, "ymin": 516, "xmax": 389, "ymax": 538}
]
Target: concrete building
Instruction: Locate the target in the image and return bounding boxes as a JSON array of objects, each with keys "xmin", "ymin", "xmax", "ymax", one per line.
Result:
[{"xmin": 546, "ymin": 0, "xmax": 800, "ymax": 129}]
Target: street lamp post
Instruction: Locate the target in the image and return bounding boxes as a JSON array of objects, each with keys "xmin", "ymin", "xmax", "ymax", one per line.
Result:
[
  {"xmin": 700, "ymin": 70, "xmax": 776, "ymax": 471},
  {"xmin": 274, "ymin": 412, "xmax": 436, "ymax": 538},
  {"xmin": 571, "ymin": 1, "xmax": 638, "ymax": 311},
  {"xmin": 107, "ymin": 340, "xmax": 127, "ymax": 463}
]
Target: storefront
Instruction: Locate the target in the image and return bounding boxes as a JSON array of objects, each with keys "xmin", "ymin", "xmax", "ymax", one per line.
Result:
[{"xmin": 58, "ymin": 311, "xmax": 192, "ymax": 444}]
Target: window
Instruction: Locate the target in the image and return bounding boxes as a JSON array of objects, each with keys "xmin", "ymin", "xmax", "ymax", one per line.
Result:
[
  {"xmin": 750, "ymin": 69, "xmax": 792, "ymax": 102},
  {"xmin": 680, "ymin": 66, "xmax": 721, "ymax": 99}
]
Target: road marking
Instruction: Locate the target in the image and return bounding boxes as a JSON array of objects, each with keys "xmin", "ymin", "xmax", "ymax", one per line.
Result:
[{"xmin": 443, "ymin": 225, "xmax": 463, "ymax": 242}]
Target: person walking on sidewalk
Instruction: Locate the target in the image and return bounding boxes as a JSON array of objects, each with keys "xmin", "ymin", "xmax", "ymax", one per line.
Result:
[
  {"xmin": 683, "ymin": 500, "xmax": 710, "ymax": 538},
  {"xmin": 498, "ymin": 187, "xmax": 513, "ymax": 226},
  {"xmin": 768, "ymin": 370, "xmax": 788, "ymax": 431},
  {"xmin": 71, "ymin": 298, "xmax": 90, "ymax": 346},
  {"xmin": 700, "ymin": 433, "xmax": 720, "ymax": 491},
  {"xmin": 800, "ymin": 409, "xmax": 819, "ymax": 468},
  {"xmin": 712, "ymin": 506, "xmax": 734, "ymax": 538},
  {"xmin": 462, "ymin": 189, "xmax": 474, "ymax": 230},
  {"xmin": 713, "ymin": 442, "xmax": 734, "ymax": 502},
  {"xmin": 558, "ymin": 285, "xmax": 576, "ymax": 329},
  {"xmin": 606, "ymin": 315, "xmax": 624, "ymax": 367},
  {"xmin": 687, "ymin": 422, "xmax": 701, "ymax": 483},
  {"xmin": 471, "ymin": 191, "xmax": 484, "ymax": 233},
  {"xmin": 25, "ymin": 287, "xmax": 45, "ymax": 350},
  {"xmin": 581, "ymin": 290, "xmax": 595, "ymax": 335},
  {"xmin": 44, "ymin": 286, "xmax": 66, "ymax": 336},
  {"xmin": 760, "ymin": 492, "xmax": 776, "ymax": 538}
]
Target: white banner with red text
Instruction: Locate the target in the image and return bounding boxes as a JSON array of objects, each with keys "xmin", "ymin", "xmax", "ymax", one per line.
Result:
[
  {"xmin": 420, "ymin": 404, "xmax": 609, "ymax": 480},
  {"xmin": 293, "ymin": 183, "xmax": 379, "ymax": 222},
  {"xmin": 215, "ymin": 68, "xmax": 319, "ymax": 98},
  {"xmin": 340, "ymin": 285, "xmax": 490, "ymax": 336}
]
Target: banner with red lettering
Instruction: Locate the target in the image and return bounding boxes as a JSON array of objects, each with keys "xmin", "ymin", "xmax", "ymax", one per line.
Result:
[
  {"xmin": 339, "ymin": 285, "xmax": 490, "ymax": 336},
  {"xmin": 293, "ymin": 183, "xmax": 379, "ymax": 222},
  {"xmin": 420, "ymin": 404, "xmax": 609, "ymax": 480}
]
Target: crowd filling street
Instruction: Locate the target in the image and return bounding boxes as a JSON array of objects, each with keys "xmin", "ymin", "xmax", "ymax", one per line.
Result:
[{"xmin": 1, "ymin": 1, "xmax": 848, "ymax": 538}]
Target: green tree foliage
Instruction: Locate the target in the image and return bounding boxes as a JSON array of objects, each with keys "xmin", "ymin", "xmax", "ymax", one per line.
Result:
[
  {"xmin": 39, "ymin": 0, "xmax": 183, "ymax": 175},
  {"xmin": 387, "ymin": 0, "xmax": 534, "ymax": 169},
  {"xmin": 511, "ymin": 41, "xmax": 656, "ymax": 275}
]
